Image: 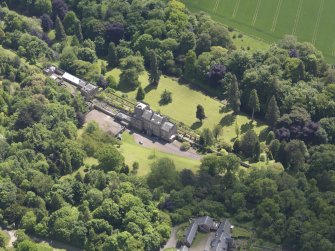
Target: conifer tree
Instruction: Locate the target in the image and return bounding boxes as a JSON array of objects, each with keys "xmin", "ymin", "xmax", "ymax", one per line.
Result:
[
  {"xmin": 248, "ymin": 89, "xmax": 260, "ymax": 121},
  {"xmin": 74, "ymin": 21, "xmax": 83, "ymax": 42},
  {"xmin": 149, "ymin": 50, "xmax": 160, "ymax": 85},
  {"xmin": 108, "ymin": 42, "xmax": 118, "ymax": 68},
  {"xmin": 196, "ymin": 105, "xmax": 206, "ymax": 122},
  {"xmin": 228, "ymin": 74, "xmax": 241, "ymax": 114},
  {"xmin": 136, "ymin": 86, "xmax": 145, "ymax": 101},
  {"xmin": 265, "ymin": 95, "xmax": 280, "ymax": 128},
  {"xmin": 55, "ymin": 15, "xmax": 66, "ymax": 41}
]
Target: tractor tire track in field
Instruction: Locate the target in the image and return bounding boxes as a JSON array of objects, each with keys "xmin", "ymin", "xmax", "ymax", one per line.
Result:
[
  {"xmin": 312, "ymin": 0, "xmax": 324, "ymax": 44},
  {"xmin": 292, "ymin": 0, "xmax": 304, "ymax": 35},
  {"xmin": 212, "ymin": 0, "xmax": 221, "ymax": 13},
  {"xmin": 332, "ymin": 40, "xmax": 335, "ymax": 57},
  {"xmin": 271, "ymin": 0, "xmax": 283, "ymax": 32},
  {"xmin": 232, "ymin": 0, "xmax": 240, "ymax": 18},
  {"xmin": 252, "ymin": 0, "xmax": 262, "ymax": 26}
]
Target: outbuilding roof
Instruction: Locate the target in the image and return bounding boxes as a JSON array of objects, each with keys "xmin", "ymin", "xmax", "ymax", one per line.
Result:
[{"xmin": 184, "ymin": 221, "xmax": 198, "ymax": 246}]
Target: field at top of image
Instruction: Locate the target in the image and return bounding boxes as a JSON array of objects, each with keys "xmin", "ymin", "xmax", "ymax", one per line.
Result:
[{"xmin": 183, "ymin": 0, "xmax": 335, "ymax": 63}]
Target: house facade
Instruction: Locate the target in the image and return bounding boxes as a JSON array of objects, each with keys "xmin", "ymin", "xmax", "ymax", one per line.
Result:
[{"xmin": 130, "ymin": 102, "xmax": 177, "ymax": 142}]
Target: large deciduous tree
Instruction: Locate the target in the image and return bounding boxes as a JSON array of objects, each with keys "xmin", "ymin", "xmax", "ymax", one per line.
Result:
[
  {"xmin": 119, "ymin": 55, "xmax": 145, "ymax": 88},
  {"xmin": 51, "ymin": 0, "xmax": 68, "ymax": 20}
]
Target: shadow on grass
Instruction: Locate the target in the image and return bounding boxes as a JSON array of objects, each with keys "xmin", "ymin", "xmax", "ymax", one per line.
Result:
[
  {"xmin": 241, "ymin": 122, "xmax": 254, "ymax": 133},
  {"xmin": 144, "ymin": 84, "xmax": 157, "ymax": 94},
  {"xmin": 117, "ymin": 80, "xmax": 137, "ymax": 93},
  {"xmin": 219, "ymin": 105, "xmax": 231, "ymax": 114},
  {"xmin": 220, "ymin": 113, "xmax": 236, "ymax": 127},
  {"xmin": 191, "ymin": 121, "xmax": 203, "ymax": 130}
]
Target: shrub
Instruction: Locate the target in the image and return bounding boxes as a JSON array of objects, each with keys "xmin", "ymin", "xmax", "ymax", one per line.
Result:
[{"xmin": 180, "ymin": 142, "xmax": 191, "ymax": 151}]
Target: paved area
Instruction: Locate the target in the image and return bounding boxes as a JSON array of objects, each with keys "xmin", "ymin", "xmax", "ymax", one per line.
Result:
[
  {"xmin": 85, "ymin": 109, "xmax": 124, "ymax": 136},
  {"xmin": 161, "ymin": 226, "xmax": 178, "ymax": 250},
  {"xmin": 132, "ymin": 132, "xmax": 202, "ymax": 160}
]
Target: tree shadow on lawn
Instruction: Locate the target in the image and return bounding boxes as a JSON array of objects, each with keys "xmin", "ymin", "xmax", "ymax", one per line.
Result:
[
  {"xmin": 117, "ymin": 81, "xmax": 137, "ymax": 93},
  {"xmin": 191, "ymin": 121, "xmax": 203, "ymax": 130},
  {"xmin": 220, "ymin": 113, "xmax": 236, "ymax": 127},
  {"xmin": 241, "ymin": 122, "xmax": 254, "ymax": 133},
  {"xmin": 144, "ymin": 84, "xmax": 157, "ymax": 94},
  {"xmin": 219, "ymin": 105, "xmax": 231, "ymax": 114}
]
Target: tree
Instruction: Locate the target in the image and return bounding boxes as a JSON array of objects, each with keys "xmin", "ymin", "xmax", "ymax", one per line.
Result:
[
  {"xmin": 240, "ymin": 129, "xmax": 259, "ymax": 158},
  {"xmin": 199, "ymin": 128, "xmax": 214, "ymax": 147},
  {"xmin": 97, "ymin": 76, "xmax": 108, "ymax": 89},
  {"xmin": 63, "ymin": 11, "xmax": 78, "ymax": 35},
  {"xmin": 147, "ymin": 158, "xmax": 181, "ymax": 192},
  {"xmin": 136, "ymin": 86, "xmax": 145, "ymax": 101},
  {"xmin": 149, "ymin": 50, "xmax": 160, "ymax": 86},
  {"xmin": 96, "ymin": 145, "xmax": 124, "ymax": 172},
  {"xmin": 207, "ymin": 64, "xmax": 226, "ymax": 87},
  {"xmin": 266, "ymin": 96, "xmax": 280, "ymax": 128},
  {"xmin": 119, "ymin": 55, "xmax": 145, "ymax": 88},
  {"xmin": 105, "ymin": 23, "xmax": 124, "ymax": 44},
  {"xmin": 178, "ymin": 32, "xmax": 196, "ymax": 55},
  {"xmin": 196, "ymin": 105, "xmax": 206, "ymax": 122},
  {"xmin": 108, "ymin": 42, "xmax": 118, "ymax": 68},
  {"xmin": 51, "ymin": 0, "xmax": 68, "ymax": 20},
  {"xmin": 184, "ymin": 50, "xmax": 196, "ymax": 80},
  {"xmin": 41, "ymin": 14, "xmax": 53, "ymax": 33},
  {"xmin": 160, "ymin": 89, "xmax": 172, "ymax": 105},
  {"xmin": 55, "ymin": 16, "xmax": 66, "ymax": 41},
  {"xmin": 34, "ymin": 0, "xmax": 51, "ymax": 16},
  {"xmin": 248, "ymin": 89, "xmax": 260, "ymax": 121},
  {"xmin": 74, "ymin": 21, "xmax": 83, "ymax": 42},
  {"xmin": 0, "ymin": 231, "xmax": 9, "ymax": 248},
  {"xmin": 228, "ymin": 75, "xmax": 241, "ymax": 114},
  {"xmin": 196, "ymin": 33, "xmax": 211, "ymax": 55},
  {"xmin": 213, "ymin": 125, "xmax": 223, "ymax": 140}
]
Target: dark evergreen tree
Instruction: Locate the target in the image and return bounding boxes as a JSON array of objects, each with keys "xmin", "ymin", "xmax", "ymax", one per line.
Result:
[
  {"xmin": 136, "ymin": 86, "xmax": 145, "ymax": 101},
  {"xmin": 41, "ymin": 14, "xmax": 53, "ymax": 32},
  {"xmin": 149, "ymin": 50, "xmax": 160, "ymax": 86},
  {"xmin": 74, "ymin": 21, "xmax": 83, "ymax": 42},
  {"xmin": 196, "ymin": 105, "xmax": 206, "ymax": 122},
  {"xmin": 248, "ymin": 89, "xmax": 260, "ymax": 121},
  {"xmin": 51, "ymin": 0, "xmax": 68, "ymax": 20},
  {"xmin": 108, "ymin": 42, "xmax": 118, "ymax": 68},
  {"xmin": 265, "ymin": 96, "xmax": 280, "ymax": 128},
  {"xmin": 228, "ymin": 75, "xmax": 241, "ymax": 114},
  {"xmin": 55, "ymin": 16, "xmax": 66, "ymax": 41}
]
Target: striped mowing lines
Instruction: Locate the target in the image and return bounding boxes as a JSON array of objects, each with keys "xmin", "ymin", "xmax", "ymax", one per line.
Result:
[
  {"xmin": 292, "ymin": 0, "xmax": 304, "ymax": 35},
  {"xmin": 271, "ymin": 0, "xmax": 283, "ymax": 32},
  {"xmin": 232, "ymin": 0, "xmax": 241, "ymax": 18},
  {"xmin": 312, "ymin": 0, "xmax": 324, "ymax": 44},
  {"xmin": 252, "ymin": 0, "xmax": 262, "ymax": 26},
  {"xmin": 212, "ymin": 0, "xmax": 221, "ymax": 13}
]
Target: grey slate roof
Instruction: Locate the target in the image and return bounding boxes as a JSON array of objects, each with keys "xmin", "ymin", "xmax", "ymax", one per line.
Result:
[
  {"xmin": 184, "ymin": 221, "xmax": 198, "ymax": 245},
  {"xmin": 142, "ymin": 109, "xmax": 153, "ymax": 120},
  {"xmin": 82, "ymin": 83, "xmax": 97, "ymax": 92},
  {"xmin": 161, "ymin": 121, "xmax": 175, "ymax": 132},
  {"xmin": 196, "ymin": 216, "xmax": 214, "ymax": 228},
  {"xmin": 210, "ymin": 219, "xmax": 232, "ymax": 251},
  {"xmin": 151, "ymin": 113, "xmax": 164, "ymax": 125}
]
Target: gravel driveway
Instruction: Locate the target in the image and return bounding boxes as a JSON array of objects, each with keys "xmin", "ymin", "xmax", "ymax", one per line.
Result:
[{"xmin": 132, "ymin": 132, "xmax": 202, "ymax": 160}]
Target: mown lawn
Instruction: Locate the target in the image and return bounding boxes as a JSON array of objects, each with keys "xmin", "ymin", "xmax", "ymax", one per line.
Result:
[
  {"xmin": 119, "ymin": 132, "xmax": 200, "ymax": 176},
  {"xmin": 105, "ymin": 69, "xmax": 267, "ymax": 145},
  {"xmin": 182, "ymin": 0, "xmax": 335, "ymax": 62}
]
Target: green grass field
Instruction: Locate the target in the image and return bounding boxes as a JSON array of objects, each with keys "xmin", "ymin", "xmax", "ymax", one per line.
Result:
[
  {"xmin": 120, "ymin": 132, "xmax": 200, "ymax": 176},
  {"xmin": 182, "ymin": 0, "xmax": 335, "ymax": 62},
  {"xmin": 106, "ymin": 69, "xmax": 267, "ymax": 144}
]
